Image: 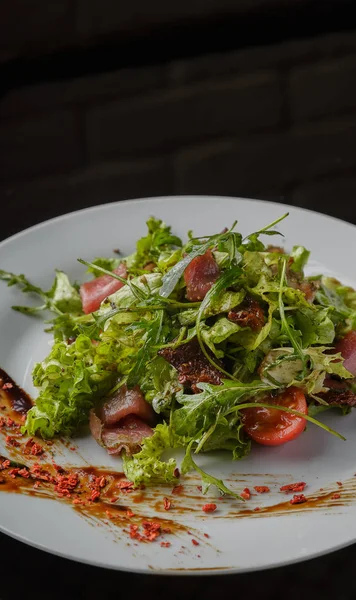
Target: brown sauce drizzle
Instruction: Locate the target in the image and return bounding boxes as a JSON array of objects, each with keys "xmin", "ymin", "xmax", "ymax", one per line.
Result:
[
  {"xmin": 0, "ymin": 367, "xmax": 33, "ymax": 416},
  {"xmin": 1, "ymin": 366, "xmax": 356, "ymax": 552}
]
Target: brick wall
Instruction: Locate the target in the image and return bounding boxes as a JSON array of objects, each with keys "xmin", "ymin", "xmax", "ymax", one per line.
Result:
[{"xmin": 1, "ymin": 29, "xmax": 356, "ymax": 238}]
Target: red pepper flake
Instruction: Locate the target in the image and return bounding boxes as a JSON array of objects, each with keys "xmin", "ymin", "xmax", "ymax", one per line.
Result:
[
  {"xmin": 331, "ymin": 493, "xmax": 341, "ymax": 500},
  {"xmin": 174, "ymin": 467, "xmax": 180, "ymax": 478},
  {"xmin": 280, "ymin": 482, "xmax": 306, "ymax": 493},
  {"xmin": 98, "ymin": 476, "xmax": 106, "ymax": 488},
  {"xmin": 8, "ymin": 468, "xmax": 19, "ymax": 478},
  {"xmin": 191, "ymin": 539, "xmax": 199, "ymax": 546},
  {"xmin": 336, "ymin": 481, "xmax": 342, "ymax": 487},
  {"xmin": 6, "ymin": 418, "xmax": 15, "ymax": 427},
  {"xmin": 160, "ymin": 542, "xmax": 171, "ymax": 548},
  {"xmin": 290, "ymin": 494, "xmax": 307, "ymax": 505},
  {"xmin": 142, "ymin": 521, "xmax": 161, "ymax": 542},
  {"xmin": 33, "ymin": 481, "xmax": 40, "ymax": 489},
  {"xmin": 254, "ymin": 507, "xmax": 261, "ymax": 512},
  {"xmin": 18, "ymin": 468, "xmax": 30, "ymax": 478},
  {"xmin": 129, "ymin": 524, "xmax": 143, "ymax": 541},
  {"xmin": 70, "ymin": 447, "xmax": 76, "ymax": 451},
  {"xmin": 24, "ymin": 438, "xmax": 44, "ymax": 456},
  {"xmin": 241, "ymin": 487, "xmax": 251, "ymax": 500},
  {"xmin": 202, "ymin": 503, "xmax": 217, "ymax": 513},
  {"xmin": 117, "ymin": 480, "xmax": 134, "ymax": 491},
  {"xmin": 0, "ymin": 417, "xmax": 6, "ymax": 428},
  {"xmin": 90, "ymin": 489, "xmax": 100, "ymax": 502},
  {"xmin": 2, "ymin": 383, "xmax": 13, "ymax": 390},
  {"xmin": 0, "ymin": 459, "xmax": 10, "ymax": 470},
  {"xmin": 126, "ymin": 509, "xmax": 135, "ymax": 518},
  {"xmin": 6, "ymin": 435, "xmax": 20, "ymax": 447},
  {"xmin": 254, "ymin": 486, "xmax": 270, "ymax": 494},
  {"xmin": 55, "ymin": 473, "xmax": 79, "ymax": 498},
  {"xmin": 110, "ymin": 498, "xmax": 117, "ymax": 503},
  {"xmin": 163, "ymin": 497, "xmax": 171, "ymax": 511},
  {"xmin": 197, "ymin": 485, "xmax": 203, "ymax": 492},
  {"xmin": 52, "ymin": 463, "xmax": 65, "ymax": 474},
  {"xmin": 172, "ymin": 484, "xmax": 184, "ymax": 495},
  {"xmin": 204, "ymin": 533, "xmax": 210, "ymax": 538}
]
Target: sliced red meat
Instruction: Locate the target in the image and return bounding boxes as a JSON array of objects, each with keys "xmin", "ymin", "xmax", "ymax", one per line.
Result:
[
  {"xmin": 228, "ymin": 296, "xmax": 265, "ymax": 332},
  {"xmin": 89, "ymin": 384, "xmax": 154, "ymax": 456},
  {"xmin": 184, "ymin": 249, "xmax": 220, "ymax": 302},
  {"xmin": 80, "ymin": 263, "xmax": 127, "ymax": 314},
  {"xmin": 102, "ymin": 416, "xmax": 153, "ymax": 455},
  {"xmin": 101, "ymin": 385, "xmax": 155, "ymax": 426},
  {"xmin": 89, "ymin": 411, "xmax": 152, "ymax": 456},
  {"xmin": 335, "ymin": 330, "xmax": 356, "ymax": 376},
  {"xmin": 158, "ymin": 338, "xmax": 222, "ymax": 393}
]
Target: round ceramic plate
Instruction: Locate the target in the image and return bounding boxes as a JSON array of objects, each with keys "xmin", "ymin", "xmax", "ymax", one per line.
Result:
[{"xmin": 1, "ymin": 196, "xmax": 356, "ymax": 574}]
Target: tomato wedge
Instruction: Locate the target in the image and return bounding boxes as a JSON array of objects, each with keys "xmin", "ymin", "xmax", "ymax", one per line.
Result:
[{"xmin": 242, "ymin": 387, "xmax": 307, "ymax": 446}]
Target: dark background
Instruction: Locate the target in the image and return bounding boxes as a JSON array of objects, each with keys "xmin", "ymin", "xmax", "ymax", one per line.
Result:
[{"xmin": 1, "ymin": 1, "xmax": 356, "ymax": 597}]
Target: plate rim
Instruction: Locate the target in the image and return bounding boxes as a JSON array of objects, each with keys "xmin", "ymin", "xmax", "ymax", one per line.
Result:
[{"xmin": 1, "ymin": 194, "xmax": 356, "ymax": 575}]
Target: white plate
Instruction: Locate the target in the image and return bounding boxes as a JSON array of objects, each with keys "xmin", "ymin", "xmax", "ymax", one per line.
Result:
[{"xmin": 1, "ymin": 195, "xmax": 356, "ymax": 575}]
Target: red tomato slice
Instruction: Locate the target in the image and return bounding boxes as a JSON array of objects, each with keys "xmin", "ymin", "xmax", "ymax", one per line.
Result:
[
  {"xmin": 80, "ymin": 263, "xmax": 127, "ymax": 314},
  {"xmin": 242, "ymin": 387, "xmax": 307, "ymax": 447},
  {"xmin": 334, "ymin": 330, "xmax": 356, "ymax": 376}
]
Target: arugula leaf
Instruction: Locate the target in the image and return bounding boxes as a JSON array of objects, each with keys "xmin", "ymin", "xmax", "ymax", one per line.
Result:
[
  {"xmin": 278, "ymin": 258, "xmax": 306, "ymax": 371},
  {"xmin": 172, "ymin": 380, "xmax": 275, "ymax": 438},
  {"xmin": 295, "ymin": 306, "xmax": 335, "ymax": 347},
  {"xmin": 126, "ymin": 309, "xmax": 165, "ymax": 388},
  {"xmin": 289, "ymin": 246, "xmax": 310, "ymax": 273},
  {"xmin": 241, "ymin": 213, "xmax": 288, "ymax": 252},
  {"xmin": 127, "ymin": 217, "xmax": 182, "ymax": 270},
  {"xmin": 0, "ymin": 269, "xmax": 82, "ymax": 316},
  {"xmin": 122, "ymin": 424, "xmax": 179, "ymax": 486},
  {"xmin": 85, "ymin": 257, "xmax": 122, "ymax": 277},
  {"xmin": 181, "ymin": 441, "xmax": 243, "ymax": 499},
  {"xmin": 140, "ymin": 356, "xmax": 182, "ymax": 413}
]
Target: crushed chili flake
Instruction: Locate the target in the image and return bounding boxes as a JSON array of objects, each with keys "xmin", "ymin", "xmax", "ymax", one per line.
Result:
[
  {"xmin": 98, "ymin": 476, "xmax": 106, "ymax": 488},
  {"xmin": 254, "ymin": 507, "xmax": 261, "ymax": 512},
  {"xmin": 172, "ymin": 484, "xmax": 184, "ymax": 495},
  {"xmin": 24, "ymin": 438, "xmax": 44, "ymax": 456},
  {"xmin": 8, "ymin": 468, "xmax": 19, "ymax": 478},
  {"xmin": 160, "ymin": 542, "xmax": 171, "ymax": 548},
  {"xmin": 70, "ymin": 447, "xmax": 76, "ymax": 451},
  {"xmin": 0, "ymin": 417, "xmax": 6, "ymax": 428},
  {"xmin": 290, "ymin": 494, "xmax": 307, "ymax": 505},
  {"xmin": 163, "ymin": 497, "xmax": 171, "ymax": 511},
  {"xmin": 191, "ymin": 539, "xmax": 199, "ymax": 546},
  {"xmin": 280, "ymin": 482, "xmax": 306, "ymax": 493},
  {"xmin": 33, "ymin": 481, "xmax": 40, "ymax": 489},
  {"xmin": 254, "ymin": 486, "xmax": 270, "ymax": 494},
  {"xmin": 52, "ymin": 463, "xmax": 65, "ymax": 474},
  {"xmin": 117, "ymin": 480, "xmax": 134, "ymax": 491},
  {"xmin": 126, "ymin": 509, "xmax": 135, "ymax": 518},
  {"xmin": 6, "ymin": 436, "xmax": 20, "ymax": 447},
  {"xmin": 0, "ymin": 459, "xmax": 10, "ymax": 470},
  {"xmin": 2, "ymin": 383, "xmax": 13, "ymax": 390},
  {"xmin": 204, "ymin": 533, "xmax": 210, "ymax": 538},
  {"xmin": 331, "ymin": 493, "xmax": 341, "ymax": 500},
  {"xmin": 202, "ymin": 503, "xmax": 217, "ymax": 513},
  {"xmin": 173, "ymin": 467, "xmax": 180, "ymax": 478},
  {"xmin": 336, "ymin": 481, "xmax": 342, "ymax": 487},
  {"xmin": 110, "ymin": 498, "xmax": 117, "ymax": 503},
  {"xmin": 18, "ymin": 468, "xmax": 30, "ymax": 478},
  {"xmin": 197, "ymin": 485, "xmax": 203, "ymax": 492},
  {"xmin": 90, "ymin": 489, "xmax": 100, "ymax": 502},
  {"xmin": 55, "ymin": 473, "xmax": 79, "ymax": 497},
  {"xmin": 241, "ymin": 487, "xmax": 251, "ymax": 500}
]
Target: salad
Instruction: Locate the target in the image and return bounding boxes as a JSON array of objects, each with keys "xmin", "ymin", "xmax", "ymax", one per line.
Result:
[{"xmin": 1, "ymin": 214, "xmax": 356, "ymax": 499}]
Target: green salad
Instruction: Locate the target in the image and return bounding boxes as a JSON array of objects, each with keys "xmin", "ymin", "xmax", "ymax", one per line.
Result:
[{"xmin": 1, "ymin": 214, "xmax": 356, "ymax": 498}]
